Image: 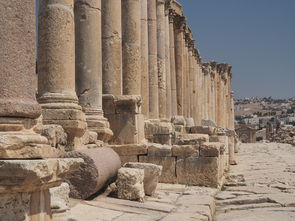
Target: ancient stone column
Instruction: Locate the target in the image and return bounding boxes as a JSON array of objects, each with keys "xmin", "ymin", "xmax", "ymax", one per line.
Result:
[
  {"xmin": 165, "ymin": 2, "xmax": 172, "ymax": 120},
  {"xmin": 38, "ymin": 0, "xmax": 87, "ymax": 149},
  {"xmin": 148, "ymin": 0, "xmax": 159, "ymax": 119},
  {"xmin": 174, "ymin": 15, "xmax": 186, "ymax": 116},
  {"xmin": 102, "ymin": 0, "xmax": 122, "ymax": 95},
  {"xmin": 122, "ymin": 0, "xmax": 141, "ymax": 95},
  {"xmin": 141, "ymin": 0, "xmax": 149, "ymax": 118},
  {"xmin": 75, "ymin": 0, "xmax": 113, "ymax": 142},
  {"xmin": 183, "ymin": 32, "xmax": 189, "ymax": 118},
  {"xmin": 157, "ymin": 0, "xmax": 167, "ymax": 119},
  {"xmin": 169, "ymin": 10, "xmax": 178, "ymax": 116},
  {"xmin": 0, "ymin": 0, "xmax": 55, "ymax": 158},
  {"xmin": 189, "ymin": 42, "xmax": 195, "ymax": 120}
]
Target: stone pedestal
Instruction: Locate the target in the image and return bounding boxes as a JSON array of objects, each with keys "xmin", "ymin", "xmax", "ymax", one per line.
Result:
[
  {"xmin": 38, "ymin": 0, "xmax": 87, "ymax": 150},
  {"xmin": 75, "ymin": 0, "xmax": 113, "ymax": 143},
  {"xmin": 145, "ymin": 120, "xmax": 174, "ymax": 145},
  {"xmin": 0, "ymin": 158, "xmax": 82, "ymax": 221},
  {"xmin": 103, "ymin": 95, "xmax": 145, "ymax": 144}
]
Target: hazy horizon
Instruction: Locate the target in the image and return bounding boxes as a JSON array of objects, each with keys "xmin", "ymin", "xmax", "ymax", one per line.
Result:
[{"xmin": 177, "ymin": 0, "xmax": 295, "ymax": 99}]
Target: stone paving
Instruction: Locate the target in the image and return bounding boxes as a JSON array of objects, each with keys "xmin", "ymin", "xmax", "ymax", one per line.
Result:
[
  {"xmin": 62, "ymin": 184, "xmax": 217, "ymax": 221},
  {"xmin": 214, "ymin": 143, "xmax": 295, "ymax": 221}
]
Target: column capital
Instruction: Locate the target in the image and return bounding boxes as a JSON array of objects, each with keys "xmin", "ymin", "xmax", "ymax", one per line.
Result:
[{"xmin": 174, "ymin": 15, "xmax": 186, "ymax": 30}]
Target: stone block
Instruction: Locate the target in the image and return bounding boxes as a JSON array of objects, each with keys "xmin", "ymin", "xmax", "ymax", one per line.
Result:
[
  {"xmin": 172, "ymin": 145, "xmax": 199, "ymax": 158},
  {"xmin": 119, "ymin": 155, "xmax": 139, "ymax": 166},
  {"xmin": 190, "ymin": 126, "xmax": 216, "ymax": 135},
  {"xmin": 124, "ymin": 162, "xmax": 162, "ymax": 196},
  {"xmin": 42, "ymin": 124, "xmax": 67, "ymax": 150},
  {"xmin": 50, "ymin": 182, "xmax": 70, "ymax": 214},
  {"xmin": 175, "ymin": 133, "xmax": 209, "ymax": 145},
  {"xmin": 107, "ymin": 113, "xmax": 145, "ymax": 144},
  {"xmin": 116, "ymin": 168, "xmax": 145, "ymax": 202},
  {"xmin": 102, "ymin": 94, "xmax": 116, "ymax": 115},
  {"xmin": 200, "ymin": 142, "xmax": 225, "ymax": 157},
  {"xmin": 147, "ymin": 143, "xmax": 172, "ymax": 157},
  {"xmin": 176, "ymin": 157, "xmax": 220, "ymax": 186},
  {"xmin": 139, "ymin": 156, "xmax": 177, "ymax": 183},
  {"xmin": 144, "ymin": 120, "xmax": 174, "ymax": 145},
  {"xmin": 171, "ymin": 115, "xmax": 186, "ymax": 126},
  {"xmin": 201, "ymin": 120, "xmax": 217, "ymax": 127},
  {"xmin": 174, "ymin": 125, "xmax": 185, "ymax": 133},
  {"xmin": 185, "ymin": 118, "xmax": 195, "ymax": 127},
  {"xmin": 108, "ymin": 144, "xmax": 148, "ymax": 156}
]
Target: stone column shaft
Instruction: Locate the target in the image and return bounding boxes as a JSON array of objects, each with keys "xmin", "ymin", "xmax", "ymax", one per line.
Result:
[
  {"xmin": 141, "ymin": 0, "xmax": 149, "ymax": 118},
  {"xmin": 102, "ymin": 0, "xmax": 122, "ymax": 95},
  {"xmin": 75, "ymin": 0, "xmax": 113, "ymax": 142},
  {"xmin": 38, "ymin": 0, "xmax": 87, "ymax": 149},
  {"xmin": 174, "ymin": 16, "xmax": 185, "ymax": 116},
  {"xmin": 157, "ymin": 0, "xmax": 167, "ymax": 119},
  {"xmin": 0, "ymin": 0, "xmax": 54, "ymax": 158},
  {"xmin": 165, "ymin": 8, "xmax": 172, "ymax": 120},
  {"xmin": 148, "ymin": 0, "xmax": 159, "ymax": 119},
  {"xmin": 169, "ymin": 11, "xmax": 177, "ymax": 116},
  {"xmin": 122, "ymin": 0, "xmax": 141, "ymax": 95}
]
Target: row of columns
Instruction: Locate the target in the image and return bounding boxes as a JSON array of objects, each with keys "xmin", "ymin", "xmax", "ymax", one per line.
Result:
[{"xmin": 0, "ymin": 0, "xmax": 235, "ymax": 152}]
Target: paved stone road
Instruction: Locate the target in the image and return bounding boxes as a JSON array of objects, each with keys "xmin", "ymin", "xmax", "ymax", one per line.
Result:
[
  {"xmin": 60, "ymin": 184, "xmax": 218, "ymax": 221},
  {"xmin": 214, "ymin": 143, "xmax": 295, "ymax": 221}
]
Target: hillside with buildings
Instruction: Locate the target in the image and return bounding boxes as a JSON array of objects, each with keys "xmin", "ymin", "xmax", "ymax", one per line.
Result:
[{"xmin": 235, "ymin": 97, "xmax": 295, "ymax": 145}]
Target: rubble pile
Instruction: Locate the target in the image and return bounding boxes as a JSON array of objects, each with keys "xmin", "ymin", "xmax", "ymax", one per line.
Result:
[{"xmin": 270, "ymin": 127, "xmax": 295, "ymax": 146}]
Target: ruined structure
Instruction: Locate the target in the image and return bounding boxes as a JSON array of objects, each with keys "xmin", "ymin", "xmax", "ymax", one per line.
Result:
[{"xmin": 0, "ymin": 0, "xmax": 238, "ymax": 220}]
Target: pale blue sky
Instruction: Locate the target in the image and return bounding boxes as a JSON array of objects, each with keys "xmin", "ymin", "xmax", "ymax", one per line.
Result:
[{"xmin": 178, "ymin": 0, "xmax": 295, "ymax": 98}]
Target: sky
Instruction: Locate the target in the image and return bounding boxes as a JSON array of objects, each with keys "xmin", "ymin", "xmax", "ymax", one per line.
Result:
[{"xmin": 177, "ymin": 0, "xmax": 295, "ymax": 99}]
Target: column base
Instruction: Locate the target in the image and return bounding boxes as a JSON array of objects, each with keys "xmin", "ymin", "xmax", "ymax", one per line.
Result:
[
  {"xmin": 103, "ymin": 94, "xmax": 145, "ymax": 145},
  {"xmin": 84, "ymin": 109, "xmax": 113, "ymax": 143},
  {"xmin": 41, "ymin": 106, "xmax": 87, "ymax": 151},
  {"xmin": 0, "ymin": 117, "xmax": 59, "ymax": 159},
  {"xmin": 0, "ymin": 158, "xmax": 83, "ymax": 221}
]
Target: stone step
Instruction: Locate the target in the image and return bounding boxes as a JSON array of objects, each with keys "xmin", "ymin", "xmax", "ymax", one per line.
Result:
[
  {"xmin": 216, "ymin": 195, "xmax": 272, "ymax": 206},
  {"xmin": 216, "ymin": 202, "xmax": 281, "ymax": 213}
]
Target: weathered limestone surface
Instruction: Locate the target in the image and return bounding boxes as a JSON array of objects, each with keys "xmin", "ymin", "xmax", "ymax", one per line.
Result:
[
  {"xmin": 0, "ymin": 158, "xmax": 83, "ymax": 221},
  {"xmin": 148, "ymin": 0, "xmax": 159, "ymax": 119},
  {"xmin": 117, "ymin": 168, "xmax": 145, "ymax": 202},
  {"xmin": 75, "ymin": 0, "xmax": 113, "ymax": 143},
  {"xmin": 103, "ymin": 95, "xmax": 145, "ymax": 144},
  {"xmin": 140, "ymin": 0, "xmax": 150, "ymax": 118},
  {"xmin": 38, "ymin": 0, "xmax": 87, "ymax": 149},
  {"xmin": 62, "ymin": 147, "xmax": 121, "ymax": 199},
  {"xmin": 124, "ymin": 162, "xmax": 162, "ymax": 196},
  {"xmin": 157, "ymin": 0, "xmax": 167, "ymax": 119},
  {"xmin": 102, "ymin": 0, "xmax": 122, "ymax": 95},
  {"xmin": 122, "ymin": 0, "xmax": 141, "ymax": 95}
]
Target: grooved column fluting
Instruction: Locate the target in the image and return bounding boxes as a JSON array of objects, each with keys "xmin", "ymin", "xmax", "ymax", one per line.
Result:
[
  {"xmin": 38, "ymin": 0, "xmax": 87, "ymax": 148},
  {"xmin": 157, "ymin": 0, "xmax": 167, "ymax": 119},
  {"xmin": 183, "ymin": 33, "xmax": 189, "ymax": 118},
  {"xmin": 147, "ymin": 0, "xmax": 159, "ymax": 118},
  {"xmin": 102, "ymin": 0, "xmax": 122, "ymax": 95},
  {"xmin": 169, "ymin": 10, "xmax": 177, "ymax": 116},
  {"xmin": 174, "ymin": 16, "xmax": 185, "ymax": 116},
  {"xmin": 122, "ymin": 0, "xmax": 141, "ymax": 95},
  {"xmin": 165, "ymin": 4, "xmax": 172, "ymax": 120},
  {"xmin": 141, "ymin": 0, "xmax": 149, "ymax": 118}
]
